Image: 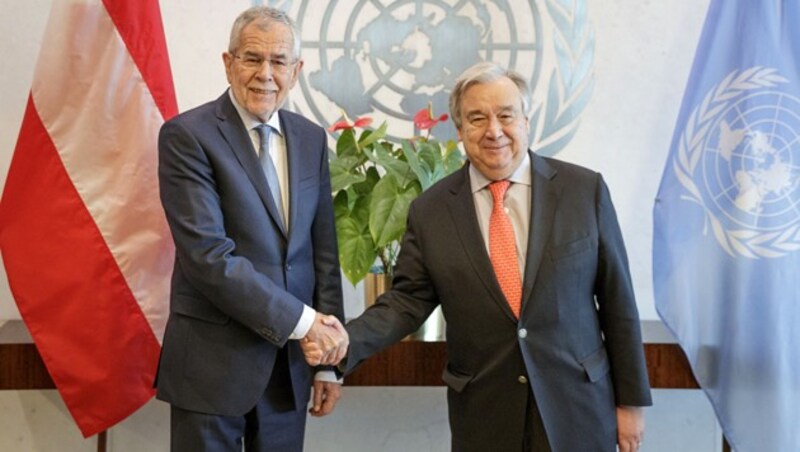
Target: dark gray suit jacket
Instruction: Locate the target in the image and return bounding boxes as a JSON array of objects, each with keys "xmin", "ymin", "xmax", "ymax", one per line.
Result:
[
  {"xmin": 155, "ymin": 92, "xmax": 343, "ymax": 416},
  {"xmin": 343, "ymin": 152, "xmax": 651, "ymax": 451}
]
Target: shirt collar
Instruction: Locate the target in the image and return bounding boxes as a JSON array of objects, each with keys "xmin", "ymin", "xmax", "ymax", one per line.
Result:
[
  {"xmin": 227, "ymin": 89, "xmax": 283, "ymax": 136},
  {"xmin": 469, "ymin": 151, "xmax": 532, "ymax": 194}
]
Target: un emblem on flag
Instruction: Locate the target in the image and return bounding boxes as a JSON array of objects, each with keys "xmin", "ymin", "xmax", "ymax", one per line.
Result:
[{"xmin": 674, "ymin": 67, "xmax": 800, "ymax": 258}]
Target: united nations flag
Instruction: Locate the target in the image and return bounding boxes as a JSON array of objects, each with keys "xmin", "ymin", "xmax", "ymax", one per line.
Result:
[{"xmin": 654, "ymin": 1, "xmax": 800, "ymax": 450}]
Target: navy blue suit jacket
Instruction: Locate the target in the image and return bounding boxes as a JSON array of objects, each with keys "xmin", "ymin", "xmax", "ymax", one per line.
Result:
[{"xmin": 155, "ymin": 91, "xmax": 342, "ymax": 415}]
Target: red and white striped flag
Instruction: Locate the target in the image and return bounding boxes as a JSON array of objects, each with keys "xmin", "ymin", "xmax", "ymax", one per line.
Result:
[{"xmin": 0, "ymin": 0, "xmax": 176, "ymax": 437}]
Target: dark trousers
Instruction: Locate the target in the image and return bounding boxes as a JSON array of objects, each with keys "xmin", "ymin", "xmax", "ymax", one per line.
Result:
[
  {"xmin": 523, "ymin": 388, "xmax": 551, "ymax": 452},
  {"xmin": 170, "ymin": 347, "xmax": 306, "ymax": 452}
]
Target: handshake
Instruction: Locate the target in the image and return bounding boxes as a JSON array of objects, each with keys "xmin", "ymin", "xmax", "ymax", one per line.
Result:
[{"xmin": 301, "ymin": 313, "xmax": 349, "ymax": 366}]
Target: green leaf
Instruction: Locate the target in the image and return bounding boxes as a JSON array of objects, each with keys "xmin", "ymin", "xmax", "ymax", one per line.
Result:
[
  {"xmin": 417, "ymin": 141, "xmax": 439, "ymax": 171},
  {"xmin": 329, "ymin": 156, "xmax": 366, "ymax": 192},
  {"xmin": 350, "ymin": 192, "xmax": 371, "ymax": 227},
  {"xmin": 352, "ymin": 166, "xmax": 380, "ymax": 196},
  {"xmin": 419, "ymin": 141, "xmax": 445, "ymax": 184},
  {"xmin": 364, "ymin": 142, "xmax": 414, "ymax": 187},
  {"xmin": 335, "ymin": 215, "xmax": 377, "ymax": 286},
  {"xmin": 336, "ymin": 128, "xmax": 358, "ymax": 158},
  {"xmin": 441, "ymin": 140, "xmax": 465, "ymax": 176},
  {"xmin": 358, "ymin": 122, "xmax": 388, "ymax": 148},
  {"xmin": 369, "ymin": 175, "xmax": 420, "ymax": 247},
  {"xmin": 334, "ymin": 189, "xmax": 376, "ymax": 285},
  {"xmin": 333, "ymin": 190, "xmax": 349, "ymax": 220},
  {"xmin": 402, "ymin": 140, "xmax": 435, "ymax": 191}
]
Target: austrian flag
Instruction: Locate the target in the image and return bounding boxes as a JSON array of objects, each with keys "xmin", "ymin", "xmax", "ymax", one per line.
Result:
[{"xmin": 0, "ymin": 0, "xmax": 177, "ymax": 437}]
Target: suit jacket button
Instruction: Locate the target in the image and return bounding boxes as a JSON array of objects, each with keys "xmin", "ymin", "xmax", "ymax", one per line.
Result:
[
  {"xmin": 518, "ymin": 375, "xmax": 528, "ymax": 384},
  {"xmin": 285, "ymin": 264, "xmax": 292, "ymax": 271},
  {"xmin": 518, "ymin": 328, "xmax": 527, "ymax": 339}
]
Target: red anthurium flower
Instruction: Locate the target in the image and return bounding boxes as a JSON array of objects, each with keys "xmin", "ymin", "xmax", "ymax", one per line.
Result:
[
  {"xmin": 413, "ymin": 103, "xmax": 449, "ymax": 130},
  {"xmin": 353, "ymin": 117, "xmax": 373, "ymax": 128},
  {"xmin": 328, "ymin": 112, "xmax": 373, "ymax": 132}
]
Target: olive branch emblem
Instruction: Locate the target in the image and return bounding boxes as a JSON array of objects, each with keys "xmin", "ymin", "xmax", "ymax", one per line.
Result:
[
  {"xmin": 530, "ymin": 0, "xmax": 595, "ymax": 156},
  {"xmin": 673, "ymin": 66, "xmax": 800, "ymax": 259}
]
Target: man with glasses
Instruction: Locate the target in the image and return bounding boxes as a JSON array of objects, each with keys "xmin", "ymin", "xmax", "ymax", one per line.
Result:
[{"xmin": 156, "ymin": 6, "xmax": 347, "ymax": 451}]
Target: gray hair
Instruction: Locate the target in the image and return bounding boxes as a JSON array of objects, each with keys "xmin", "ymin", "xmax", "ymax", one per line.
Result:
[
  {"xmin": 228, "ymin": 6, "xmax": 302, "ymax": 59},
  {"xmin": 449, "ymin": 62, "xmax": 531, "ymax": 129}
]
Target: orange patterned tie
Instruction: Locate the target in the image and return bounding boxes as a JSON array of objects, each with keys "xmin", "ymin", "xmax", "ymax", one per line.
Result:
[{"xmin": 488, "ymin": 180, "xmax": 522, "ymax": 318}]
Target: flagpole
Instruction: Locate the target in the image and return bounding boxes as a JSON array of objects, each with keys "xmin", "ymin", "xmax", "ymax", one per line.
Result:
[{"xmin": 97, "ymin": 431, "xmax": 106, "ymax": 452}]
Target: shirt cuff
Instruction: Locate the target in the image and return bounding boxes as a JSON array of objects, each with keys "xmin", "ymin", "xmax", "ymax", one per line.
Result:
[
  {"xmin": 289, "ymin": 305, "xmax": 316, "ymax": 340},
  {"xmin": 314, "ymin": 370, "xmax": 343, "ymax": 384}
]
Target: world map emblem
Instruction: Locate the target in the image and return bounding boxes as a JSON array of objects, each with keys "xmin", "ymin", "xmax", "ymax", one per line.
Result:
[
  {"xmin": 674, "ymin": 67, "xmax": 800, "ymax": 258},
  {"xmin": 277, "ymin": 0, "xmax": 594, "ymax": 155}
]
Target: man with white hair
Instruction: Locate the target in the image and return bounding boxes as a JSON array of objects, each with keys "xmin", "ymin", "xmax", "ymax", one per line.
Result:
[
  {"xmin": 157, "ymin": 6, "xmax": 347, "ymax": 451},
  {"xmin": 310, "ymin": 61, "xmax": 652, "ymax": 452}
]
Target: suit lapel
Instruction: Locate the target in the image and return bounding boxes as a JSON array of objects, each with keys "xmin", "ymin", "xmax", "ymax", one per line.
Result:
[
  {"xmin": 446, "ymin": 165, "xmax": 518, "ymax": 321},
  {"xmin": 520, "ymin": 152, "xmax": 560, "ymax": 316},
  {"xmin": 216, "ymin": 94, "xmax": 287, "ymax": 238}
]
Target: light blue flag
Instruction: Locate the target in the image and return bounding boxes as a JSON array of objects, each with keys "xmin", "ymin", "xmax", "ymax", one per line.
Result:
[{"xmin": 654, "ymin": 1, "xmax": 800, "ymax": 451}]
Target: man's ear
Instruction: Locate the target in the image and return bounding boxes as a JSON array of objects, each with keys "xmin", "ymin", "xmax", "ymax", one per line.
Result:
[
  {"xmin": 289, "ymin": 59, "xmax": 304, "ymax": 88},
  {"xmin": 222, "ymin": 52, "xmax": 234, "ymax": 84}
]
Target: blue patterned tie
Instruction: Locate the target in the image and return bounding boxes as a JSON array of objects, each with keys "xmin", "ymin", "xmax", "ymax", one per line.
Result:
[{"xmin": 256, "ymin": 124, "xmax": 285, "ymax": 228}]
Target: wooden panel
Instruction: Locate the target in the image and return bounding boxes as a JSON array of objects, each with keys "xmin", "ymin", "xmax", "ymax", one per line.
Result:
[
  {"xmin": 0, "ymin": 343, "xmax": 55, "ymax": 390},
  {"xmin": 344, "ymin": 341, "xmax": 448, "ymax": 386},
  {"xmin": 0, "ymin": 320, "xmax": 696, "ymax": 390},
  {"xmin": 346, "ymin": 342, "xmax": 698, "ymax": 388},
  {"xmin": 0, "ymin": 321, "xmax": 55, "ymax": 390},
  {"xmin": 644, "ymin": 343, "xmax": 699, "ymax": 389}
]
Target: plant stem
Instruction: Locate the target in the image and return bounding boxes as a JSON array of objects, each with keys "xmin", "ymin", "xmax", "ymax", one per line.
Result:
[
  {"xmin": 378, "ymin": 244, "xmax": 399, "ymax": 281},
  {"xmin": 378, "ymin": 248, "xmax": 390, "ymax": 280}
]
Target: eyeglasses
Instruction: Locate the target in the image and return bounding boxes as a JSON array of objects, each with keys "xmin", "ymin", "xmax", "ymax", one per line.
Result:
[{"xmin": 231, "ymin": 53, "xmax": 296, "ymax": 75}]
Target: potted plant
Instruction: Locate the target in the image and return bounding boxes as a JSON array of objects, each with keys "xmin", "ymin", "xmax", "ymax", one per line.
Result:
[{"xmin": 328, "ymin": 105, "xmax": 464, "ymax": 288}]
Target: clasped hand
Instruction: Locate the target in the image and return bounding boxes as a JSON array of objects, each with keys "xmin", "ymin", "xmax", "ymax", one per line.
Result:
[{"xmin": 301, "ymin": 313, "xmax": 348, "ymax": 366}]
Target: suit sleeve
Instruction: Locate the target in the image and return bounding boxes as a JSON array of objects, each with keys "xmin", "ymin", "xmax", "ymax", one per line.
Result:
[
  {"xmin": 158, "ymin": 119, "xmax": 304, "ymax": 346},
  {"xmin": 342, "ymin": 200, "xmax": 440, "ymax": 373},
  {"xmin": 594, "ymin": 175, "xmax": 653, "ymax": 407}
]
